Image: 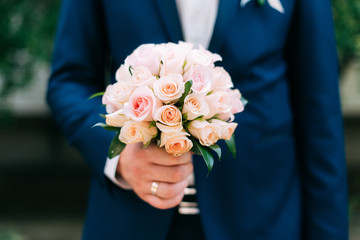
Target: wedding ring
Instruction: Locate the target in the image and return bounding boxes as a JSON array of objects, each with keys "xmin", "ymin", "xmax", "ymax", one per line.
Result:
[{"xmin": 151, "ymin": 182, "xmax": 159, "ymax": 196}]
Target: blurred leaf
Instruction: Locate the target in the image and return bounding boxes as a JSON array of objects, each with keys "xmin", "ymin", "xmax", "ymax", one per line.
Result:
[
  {"xmin": 225, "ymin": 134, "xmax": 236, "ymax": 159},
  {"xmin": 191, "ymin": 137, "xmax": 214, "ymax": 174},
  {"xmin": 108, "ymin": 131, "xmax": 126, "ymax": 158}
]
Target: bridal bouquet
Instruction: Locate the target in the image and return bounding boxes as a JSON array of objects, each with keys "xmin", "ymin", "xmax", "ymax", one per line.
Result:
[{"xmin": 92, "ymin": 42, "xmax": 246, "ymax": 172}]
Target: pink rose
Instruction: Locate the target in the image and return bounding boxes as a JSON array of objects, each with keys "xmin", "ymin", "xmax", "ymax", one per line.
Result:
[
  {"xmin": 229, "ymin": 89, "xmax": 244, "ymax": 114},
  {"xmin": 188, "ymin": 120, "xmax": 220, "ymax": 146},
  {"xmin": 125, "ymin": 44, "xmax": 160, "ymax": 75},
  {"xmin": 209, "ymin": 119, "xmax": 238, "ymax": 140},
  {"xmin": 115, "ymin": 64, "xmax": 132, "ymax": 83},
  {"xmin": 130, "ymin": 66, "xmax": 157, "ymax": 87},
  {"xmin": 160, "ymin": 130, "xmax": 193, "ymax": 157},
  {"xmin": 158, "ymin": 41, "xmax": 193, "ymax": 77},
  {"xmin": 204, "ymin": 90, "xmax": 232, "ymax": 119},
  {"xmin": 217, "ymin": 89, "xmax": 244, "ymax": 122},
  {"xmin": 119, "ymin": 121, "xmax": 157, "ymax": 145},
  {"xmin": 123, "ymin": 85, "xmax": 162, "ymax": 121},
  {"xmin": 182, "ymin": 93, "xmax": 209, "ymax": 120},
  {"xmin": 184, "ymin": 46, "xmax": 222, "ymax": 71},
  {"xmin": 154, "ymin": 105, "xmax": 183, "ymax": 133},
  {"xmin": 102, "ymin": 81, "xmax": 135, "ymax": 113},
  {"xmin": 211, "ymin": 67, "xmax": 233, "ymax": 91},
  {"xmin": 153, "ymin": 73, "xmax": 185, "ymax": 104},
  {"xmin": 183, "ymin": 65, "xmax": 213, "ymax": 94}
]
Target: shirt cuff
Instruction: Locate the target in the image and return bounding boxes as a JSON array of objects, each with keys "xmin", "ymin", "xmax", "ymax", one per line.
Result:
[{"xmin": 104, "ymin": 155, "xmax": 132, "ymax": 190}]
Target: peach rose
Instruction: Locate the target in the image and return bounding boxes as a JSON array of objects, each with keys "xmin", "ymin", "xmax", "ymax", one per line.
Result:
[
  {"xmin": 105, "ymin": 109, "xmax": 128, "ymax": 127},
  {"xmin": 209, "ymin": 119, "xmax": 238, "ymax": 140},
  {"xmin": 160, "ymin": 130, "xmax": 193, "ymax": 157},
  {"xmin": 102, "ymin": 81, "xmax": 135, "ymax": 113},
  {"xmin": 153, "ymin": 73, "xmax": 185, "ymax": 104},
  {"xmin": 119, "ymin": 121, "xmax": 157, "ymax": 145},
  {"xmin": 188, "ymin": 120, "xmax": 220, "ymax": 146},
  {"xmin": 125, "ymin": 44, "xmax": 160, "ymax": 75},
  {"xmin": 154, "ymin": 105, "xmax": 183, "ymax": 133},
  {"xmin": 182, "ymin": 93, "xmax": 209, "ymax": 120},
  {"xmin": 183, "ymin": 65, "xmax": 213, "ymax": 94},
  {"xmin": 123, "ymin": 85, "xmax": 162, "ymax": 121}
]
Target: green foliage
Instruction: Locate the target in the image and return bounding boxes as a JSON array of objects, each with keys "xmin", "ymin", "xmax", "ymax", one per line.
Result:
[
  {"xmin": 332, "ymin": 0, "xmax": 360, "ymax": 68},
  {"xmin": 0, "ymin": 0, "xmax": 60, "ymax": 98}
]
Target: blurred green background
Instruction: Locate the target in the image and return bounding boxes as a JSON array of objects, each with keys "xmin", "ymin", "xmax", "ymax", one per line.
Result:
[{"xmin": 0, "ymin": 0, "xmax": 359, "ymax": 239}]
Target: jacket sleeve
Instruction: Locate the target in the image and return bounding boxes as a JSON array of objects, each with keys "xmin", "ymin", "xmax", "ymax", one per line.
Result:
[
  {"xmin": 286, "ymin": 1, "xmax": 348, "ymax": 239},
  {"xmin": 47, "ymin": 0, "xmax": 114, "ymax": 187}
]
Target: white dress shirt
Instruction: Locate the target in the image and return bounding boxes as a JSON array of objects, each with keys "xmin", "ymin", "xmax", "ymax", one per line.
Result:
[{"xmin": 104, "ymin": 0, "xmax": 219, "ymax": 188}]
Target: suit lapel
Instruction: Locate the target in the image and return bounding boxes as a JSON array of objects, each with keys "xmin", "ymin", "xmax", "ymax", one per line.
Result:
[
  {"xmin": 154, "ymin": 0, "xmax": 183, "ymax": 42},
  {"xmin": 209, "ymin": 0, "xmax": 239, "ymax": 52}
]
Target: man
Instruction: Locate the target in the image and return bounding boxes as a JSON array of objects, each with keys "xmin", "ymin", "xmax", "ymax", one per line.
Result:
[{"xmin": 47, "ymin": 0, "xmax": 348, "ymax": 239}]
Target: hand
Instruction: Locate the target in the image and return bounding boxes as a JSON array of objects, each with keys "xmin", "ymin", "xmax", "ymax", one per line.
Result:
[{"xmin": 117, "ymin": 143, "xmax": 193, "ymax": 209}]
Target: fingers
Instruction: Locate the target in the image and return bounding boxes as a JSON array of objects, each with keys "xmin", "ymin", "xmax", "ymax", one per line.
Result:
[
  {"xmin": 155, "ymin": 179, "xmax": 189, "ymax": 199},
  {"xmin": 142, "ymin": 144, "xmax": 192, "ymax": 166},
  {"xmin": 117, "ymin": 143, "xmax": 193, "ymax": 210},
  {"xmin": 144, "ymin": 191, "xmax": 185, "ymax": 210},
  {"xmin": 148, "ymin": 162, "xmax": 194, "ymax": 183}
]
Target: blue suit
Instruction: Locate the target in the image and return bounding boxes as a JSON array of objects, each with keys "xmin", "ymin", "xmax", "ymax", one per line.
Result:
[{"xmin": 47, "ymin": 0, "xmax": 348, "ymax": 239}]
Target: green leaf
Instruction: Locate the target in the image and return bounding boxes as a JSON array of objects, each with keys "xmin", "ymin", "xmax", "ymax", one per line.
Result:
[
  {"xmin": 176, "ymin": 80, "xmax": 193, "ymax": 109},
  {"xmin": 225, "ymin": 134, "xmax": 236, "ymax": 159},
  {"xmin": 149, "ymin": 121, "xmax": 156, "ymax": 128},
  {"xmin": 191, "ymin": 137, "xmax": 214, "ymax": 175},
  {"xmin": 99, "ymin": 114, "xmax": 106, "ymax": 119},
  {"xmin": 182, "ymin": 59, "xmax": 187, "ymax": 70},
  {"xmin": 108, "ymin": 131, "xmax": 126, "ymax": 159},
  {"xmin": 88, "ymin": 92, "xmax": 104, "ymax": 100},
  {"xmin": 128, "ymin": 65, "xmax": 133, "ymax": 76},
  {"xmin": 257, "ymin": 0, "xmax": 265, "ymax": 7},
  {"xmin": 182, "ymin": 112, "xmax": 188, "ymax": 122},
  {"xmin": 92, "ymin": 122, "xmax": 120, "ymax": 132},
  {"xmin": 208, "ymin": 144, "xmax": 222, "ymax": 161}
]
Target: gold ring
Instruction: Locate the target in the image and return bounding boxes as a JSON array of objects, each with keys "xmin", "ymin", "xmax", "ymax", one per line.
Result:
[{"xmin": 151, "ymin": 182, "xmax": 159, "ymax": 196}]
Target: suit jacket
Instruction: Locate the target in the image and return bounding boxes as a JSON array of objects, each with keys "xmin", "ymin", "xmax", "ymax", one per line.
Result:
[{"xmin": 47, "ymin": 0, "xmax": 348, "ymax": 239}]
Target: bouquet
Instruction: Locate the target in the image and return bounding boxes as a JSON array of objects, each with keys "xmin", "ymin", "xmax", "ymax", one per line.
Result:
[{"xmin": 91, "ymin": 42, "xmax": 246, "ymax": 173}]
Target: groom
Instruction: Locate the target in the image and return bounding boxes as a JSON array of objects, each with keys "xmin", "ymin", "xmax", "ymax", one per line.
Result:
[{"xmin": 47, "ymin": 0, "xmax": 348, "ymax": 239}]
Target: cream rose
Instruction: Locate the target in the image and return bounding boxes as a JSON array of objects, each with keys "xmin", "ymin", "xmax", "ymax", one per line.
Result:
[
  {"xmin": 182, "ymin": 93, "xmax": 209, "ymax": 120},
  {"xmin": 123, "ymin": 85, "xmax": 162, "ymax": 121},
  {"xmin": 119, "ymin": 121, "xmax": 157, "ymax": 145},
  {"xmin": 183, "ymin": 65, "xmax": 213, "ymax": 94},
  {"xmin": 160, "ymin": 130, "xmax": 193, "ymax": 156},
  {"xmin": 188, "ymin": 120, "xmax": 220, "ymax": 146},
  {"xmin": 105, "ymin": 109, "xmax": 128, "ymax": 127},
  {"xmin": 102, "ymin": 81, "xmax": 135, "ymax": 113},
  {"xmin": 153, "ymin": 73, "xmax": 185, "ymax": 104},
  {"xmin": 154, "ymin": 105, "xmax": 183, "ymax": 133},
  {"xmin": 209, "ymin": 119, "xmax": 238, "ymax": 140}
]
